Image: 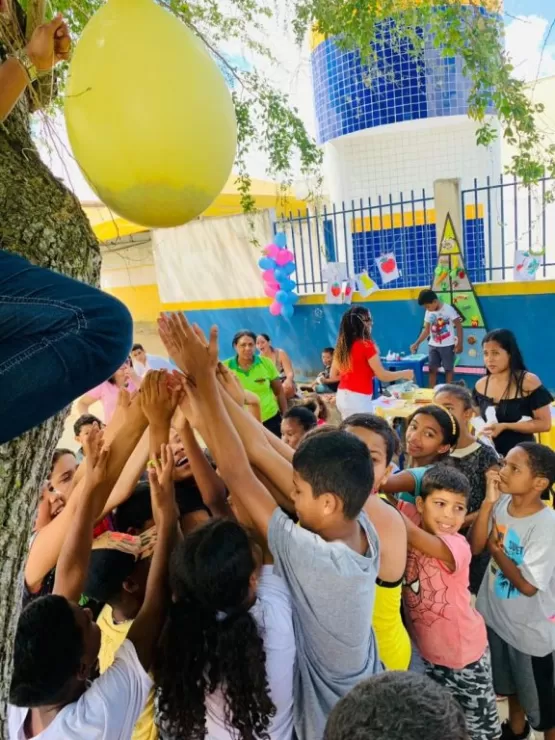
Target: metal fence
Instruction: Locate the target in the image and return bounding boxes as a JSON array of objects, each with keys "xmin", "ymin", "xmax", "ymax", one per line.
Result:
[
  {"xmin": 275, "ymin": 176, "xmax": 555, "ymax": 295},
  {"xmin": 461, "ymin": 175, "xmax": 555, "ymax": 282}
]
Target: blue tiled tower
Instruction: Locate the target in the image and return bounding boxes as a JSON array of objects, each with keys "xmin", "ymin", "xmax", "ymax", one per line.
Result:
[
  {"xmin": 309, "ymin": 2, "xmax": 502, "ymax": 287},
  {"xmin": 310, "ymin": 3, "xmax": 502, "ymax": 205}
]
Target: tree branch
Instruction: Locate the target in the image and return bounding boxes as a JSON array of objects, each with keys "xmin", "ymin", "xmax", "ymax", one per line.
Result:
[{"xmin": 25, "ymin": 0, "xmax": 45, "ymax": 40}]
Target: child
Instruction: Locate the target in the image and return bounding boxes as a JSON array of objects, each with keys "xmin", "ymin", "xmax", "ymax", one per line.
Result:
[
  {"xmin": 83, "ymin": 531, "xmax": 157, "ymax": 740},
  {"xmin": 410, "ymin": 289, "xmax": 463, "ymax": 386},
  {"xmin": 341, "ymin": 413, "xmax": 411, "ymax": 671},
  {"xmin": 8, "ymin": 420, "xmax": 178, "ymax": 738},
  {"xmin": 315, "ymin": 347, "xmax": 339, "ymax": 393},
  {"xmin": 324, "ymin": 672, "xmax": 470, "ymax": 740},
  {"xmin": 434, "ymin": 384, "xmax": 500, "ymax": 594},
  {"xmin": 398, "ymin": 465, "xmax": 500, "ymax": 740},
  {"xmin": 281, "ymin": 405, "xmax": 318, "ymax": 450},
  {"xmin": 158, "ymin": 314, "xmax": 383, "ymax": 740},
  {"xmin": 382, "ymin": 404, "xmax": 459, "ymax": 503},
  {"xmin": 472, "ymin": 442, "xmax": 555, "ymax": 740},
  {"xmin": 154, "ymin": 519, "xmax": 295, "ymax": 740},
  {"xmin": 74, "ymin": 414, "xmax": 103, "ymax": 463},
  {"xmin": 302, "ymin": 393, "xmax": 329, "ymax": 425}
]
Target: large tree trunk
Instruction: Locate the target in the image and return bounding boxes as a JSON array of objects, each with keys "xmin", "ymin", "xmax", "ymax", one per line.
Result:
[{"xmin": 0, "ymin": 81, "xmax": 101, "ymax": 731}]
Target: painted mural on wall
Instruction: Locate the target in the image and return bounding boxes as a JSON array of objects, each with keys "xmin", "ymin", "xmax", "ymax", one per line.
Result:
[{"xmin": 431, "ymin": 214, "xmax": 487, "ymax": 369}]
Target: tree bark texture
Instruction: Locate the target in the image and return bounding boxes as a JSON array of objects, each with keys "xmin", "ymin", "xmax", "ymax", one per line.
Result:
[{"xmin": 0, "ymin": 66, "xmax": 101, "ymax": 732}]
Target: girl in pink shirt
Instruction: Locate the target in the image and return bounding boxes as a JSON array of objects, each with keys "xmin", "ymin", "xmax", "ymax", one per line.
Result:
[
  {"xmin": 397, "ymin": 464, "xmax": 500, "ymax": 740},
  {"xmin": 77, "ymin": 363, "xmax": 139, "ymax": 424}
]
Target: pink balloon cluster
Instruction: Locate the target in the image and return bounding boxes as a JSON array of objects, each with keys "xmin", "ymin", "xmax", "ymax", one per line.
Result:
[{"xmin": 258, "ymin": 234, "xmax": 298, "ymax": 319}]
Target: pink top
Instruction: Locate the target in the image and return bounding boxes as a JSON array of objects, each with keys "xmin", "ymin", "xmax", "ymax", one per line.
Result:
[
  {"xmin": 399, "ymin": 502, "xmax": 487, "ymax": 669},
  {"xmin": 86, "ymin": 380, "xmax": 137, "ymax": 424}
]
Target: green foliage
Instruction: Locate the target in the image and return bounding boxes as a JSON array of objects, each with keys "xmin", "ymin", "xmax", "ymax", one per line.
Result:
[
  {"xmin": 23, "ymin": 0, "xmax": 555, "ymax": 212},
  {"xmin": 293, "ymin": 0, "xmax": 554, "ymax": 187}
]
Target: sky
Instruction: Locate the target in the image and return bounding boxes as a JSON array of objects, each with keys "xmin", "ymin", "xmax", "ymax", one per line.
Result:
[{"xmin": 36, "ymin": 0, "xmax": 555, "ymax": 202}]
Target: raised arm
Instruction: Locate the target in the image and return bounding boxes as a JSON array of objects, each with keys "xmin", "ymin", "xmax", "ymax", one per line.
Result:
[
  {"xmin": 271, "ymin": 378, "xmax": 288, "ymax": 415},
  {"xmin": 140, "ymin": 370, "xmax": 179, "ymax": 457},
  {"xmin": 470, "ymin": 469, "xmax": 499, "ymax": 555},
  {"xmin": 216, "ymin": 363, "xmax": 295, "ymax": 487},
  {"xmin": 245, "ymin": 389, "xmax": 262, "ymax": 422},
  {"xmin": 53, "ymin": 429, "xmax": 111, "ymax": 602},
  {"xmin": 0, "ymin": 14, "xmax": 70, "ymax": 122},
  {"xmin": 25, "ymin": 394, "xmax": 148, "ymax": 592},
  {"xmin": 173, "ymin": 408, "xmax": 230, "ymax": 519},
  {"xmin": 159, "ymin": 314, "xmax": 278, "ymax": 538},
  {"xmin": 127, "ymin": 444, "xmax": 178, "ymax": 669},
  {"xmin": 399, "ymin": 512, "xmax": 455, "ymax": 571}
]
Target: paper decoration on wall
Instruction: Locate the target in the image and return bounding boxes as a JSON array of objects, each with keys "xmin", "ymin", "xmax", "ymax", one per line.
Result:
[
  {"xmin": 375, "ymin": 253, "xmax": 400, "ymax": 285},
  {"xmin": 323, "ymin": 262, "xmax": 348, "ymax": 305},
  {"xmin": 356, "ymin": 271, "xmax": 379, "ymax": 298},
  {"xmin": 428, "ymin": 214, "xmax": 488, "ymax": 370},
  {"xmin": 514, "ymin": 250, "xmax": 540, "ymax": 281},
  {"xmin": 326, "ymin": 280, "xmax": 343, "ymax": 305},
  {"xmin": 343, "ymin": 279, "xmax": 355, "ymax": 305}
]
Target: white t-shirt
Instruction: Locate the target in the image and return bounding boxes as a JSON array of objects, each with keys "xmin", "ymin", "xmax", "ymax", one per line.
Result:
[
  {"xmin": 204, "ymin": 566, "xmax": 295, "ymax": 740},
  {"xmin": 132, "ymin": 354, "xmax": 174, "ymax": 378},
  {"xmin": 425, "ymin": 303, "xmax": 461, "ymax": 347},
  {"xmin": 477, "ymin": 495, "xmax": 555, "ymax": 657},
  {"xmin": 8, "ymin": 640, "xmax": 152, "ymax": 740}
]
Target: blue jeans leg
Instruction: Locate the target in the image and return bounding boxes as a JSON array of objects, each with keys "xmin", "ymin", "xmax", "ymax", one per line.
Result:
[{"xmin": 0, "ymin": 250, "xmax": 133, "ymax": 443}]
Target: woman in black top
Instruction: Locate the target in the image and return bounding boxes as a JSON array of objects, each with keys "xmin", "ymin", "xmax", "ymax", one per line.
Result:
[{"xmin": 473, "ymin": 329, "xmax": 553, "ymax": 457}]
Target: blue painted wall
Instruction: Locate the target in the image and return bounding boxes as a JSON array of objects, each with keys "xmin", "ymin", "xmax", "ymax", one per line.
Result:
[{"xmin": 184, "ymin": 291, "xmax": 555, "ymax": 389}]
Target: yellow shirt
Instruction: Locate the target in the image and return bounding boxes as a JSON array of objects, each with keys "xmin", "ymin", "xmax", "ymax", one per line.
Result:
[
  {"xmin": 372, "ymin": 582, "xmax": 411, "ymax": 671},
  {"xmin": 97, "ymin": 605, "xmax": 158, "ymax": 740},
  {"xmin": 371, "ymin": 493, "xmax": 411, "ymax": 670}
]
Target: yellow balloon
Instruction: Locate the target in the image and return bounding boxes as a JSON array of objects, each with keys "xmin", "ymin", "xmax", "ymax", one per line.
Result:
[{"xmin": 65, "ymin": 0, "xmax": 237, "ymax": 228}]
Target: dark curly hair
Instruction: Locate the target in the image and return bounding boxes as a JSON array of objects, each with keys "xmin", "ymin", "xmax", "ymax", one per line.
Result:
[
  {"xmin": 10, "ymin": 595, "xmax": 84, "ymax": 707},
  {"xmin": 154, "ymin": 519, "xmax": 275, "ymax": 739},
  {"xmin": 324, "ymin": 671, "xmax": 469, "ymax": 740}
]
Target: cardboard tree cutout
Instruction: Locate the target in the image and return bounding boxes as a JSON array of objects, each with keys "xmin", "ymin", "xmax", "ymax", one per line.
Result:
[{"xmin": 431, "ymin": 214, "xmax": 487, "ymax": 369}]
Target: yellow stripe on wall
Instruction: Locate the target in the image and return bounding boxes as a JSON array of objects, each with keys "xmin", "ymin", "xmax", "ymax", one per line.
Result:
[
  {"xmin": 352, "ymin": 205, "xmax": 483, "ymax": 233},
  {"xmin": 106, "ymin": 277, "xmax": 555, "ymax": 323}
]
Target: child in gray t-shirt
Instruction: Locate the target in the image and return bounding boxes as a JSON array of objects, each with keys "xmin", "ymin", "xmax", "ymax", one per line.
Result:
[
  {"xmin": 155, "ymin": 322, "xmax": 383, "ymax": 740},
  {"xmin": 266, "ymin": 430, "xmax": 382, "ymax": 739},
  {"xmin": 472, "ymin": 442, "xmax": 555, "ymax": 740}
]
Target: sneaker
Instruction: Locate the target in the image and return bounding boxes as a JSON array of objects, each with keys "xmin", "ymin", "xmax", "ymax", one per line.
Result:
[{"xmin": 500, "ymin": 719, "xmax": 535, "ymax": 740}]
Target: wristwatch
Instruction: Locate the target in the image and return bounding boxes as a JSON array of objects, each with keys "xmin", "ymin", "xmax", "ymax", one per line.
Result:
[{"xmin": 13, "ymin": 49, "xmax": 38, "ymax": 83}]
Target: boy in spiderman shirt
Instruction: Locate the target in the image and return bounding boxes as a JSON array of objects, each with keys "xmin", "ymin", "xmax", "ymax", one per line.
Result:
[{"xmin": 397, "ymin": 464, "xmax": 500, "ymax": 740}]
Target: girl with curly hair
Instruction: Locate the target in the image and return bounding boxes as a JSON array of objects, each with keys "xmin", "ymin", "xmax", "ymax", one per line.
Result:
[{"xmin": 154, "ymin": 518, "xmax": 295, "ymax": 740}]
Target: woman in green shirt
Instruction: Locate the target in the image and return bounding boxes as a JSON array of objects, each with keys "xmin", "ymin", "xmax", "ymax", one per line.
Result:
[{"xmin": 224, "ymin": 330, "xmax": 287, "ymax": 436}]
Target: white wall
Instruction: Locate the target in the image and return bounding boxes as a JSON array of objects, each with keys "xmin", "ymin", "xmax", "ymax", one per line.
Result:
[{"xmin": 324, "ymin": 116, "xmax": 502, "ymax": 205}]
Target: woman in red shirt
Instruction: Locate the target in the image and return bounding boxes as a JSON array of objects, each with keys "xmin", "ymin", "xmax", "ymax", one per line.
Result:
[{"xmin": 331, "ymin": 306, "xmax": 414, "ymax": 419}]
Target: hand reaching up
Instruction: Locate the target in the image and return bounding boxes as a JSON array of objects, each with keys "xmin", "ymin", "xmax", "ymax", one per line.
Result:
[
  {"xmin": 82, "ymin": 425, "xmax": 110, "ymax": 490},
  {"xmin": 148, "ymin": 444, "xmax": 177, "ymax": 526},
  {"xmin": 216, "ymin": 362, "xmax": 246, "ymax": 407},
  {"xmin": 158, "ymin": 313, "xmax": 219, "ymax": 382},
  {"xmin": 485, "ymin": 468, "xmax": 502, "ymax": 504},
  {"xmin": 140, "ymin": 370, "xmax": 181, "ymax": 428}
]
